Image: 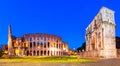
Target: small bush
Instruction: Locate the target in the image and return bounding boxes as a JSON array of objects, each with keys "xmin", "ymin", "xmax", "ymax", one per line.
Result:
[{"xmin": 0, "ymin": 50, "xmax": 4, "ymax": 57}]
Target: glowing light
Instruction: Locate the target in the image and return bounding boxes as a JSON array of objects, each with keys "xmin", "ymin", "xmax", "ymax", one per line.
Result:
[
  {"xmin": 26, "ymin": 42, "xmax": 29, "ymax": 47},
  {"xmin": 38, "ymin": 46, "xmax": 40, "ymax": 49},
  {"xmin": 51, "ymin": 47, "xmax": 55, "ymax": 51},
  {"xmin": 63, "ymin": 48, "xmax": 66, "ymax": 51},
  {"xmin": 15, "ymin": 49, "xmax": 19, "ymax": 54},
  {"xmin": 4, "ymin": 50, "xmax": 8, "ymax": 54}
]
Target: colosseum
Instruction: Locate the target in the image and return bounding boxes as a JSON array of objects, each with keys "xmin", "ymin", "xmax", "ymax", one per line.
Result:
[{"xmin": 8, "ymin": 25, "xmax": 68, "ymax": 56}]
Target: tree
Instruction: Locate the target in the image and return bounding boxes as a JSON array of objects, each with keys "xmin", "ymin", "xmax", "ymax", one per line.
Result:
[
  {"xmin": 0, "ymin": 45, "xmax": 3, "ymax": 57},
  {"xmin": 77, "ymin": 42, "xmax": 86, "ymax": 52},
  {"xmin": 116, "ymin": 36, "xmax": 120, "ymax": 49},
  {"xmin": 0, "ymin": 50, "xmax": 3, "ymax": 57}
]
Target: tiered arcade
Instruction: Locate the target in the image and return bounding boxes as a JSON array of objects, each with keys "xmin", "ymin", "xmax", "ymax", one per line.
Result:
[{"xmin": 8, "ymin": 25, "xmax": 68, "ymax": 56}]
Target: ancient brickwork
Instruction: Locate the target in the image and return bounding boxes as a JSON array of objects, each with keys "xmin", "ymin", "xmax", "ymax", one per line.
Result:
[
  {"xmin": 85, "ymin": 7, "xmax": 117, "ymax": 58},
  {"xmin": 8, "ymin": 26, "xmax": 68, "ymax": 56}
]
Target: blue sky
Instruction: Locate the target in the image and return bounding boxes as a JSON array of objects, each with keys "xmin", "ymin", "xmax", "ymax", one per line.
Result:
[{"xmin": 0, "ymin": 0, "xmax": 120, "ymax": 49}]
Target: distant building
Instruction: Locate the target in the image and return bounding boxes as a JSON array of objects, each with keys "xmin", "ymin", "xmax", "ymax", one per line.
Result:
[
  {"xmin": 85, "ymin": 7, "xmax": 117, "ymax": 58},
  {"xmin": 7, "ymin": 25, "xmax": 68, "ymax": 56}
]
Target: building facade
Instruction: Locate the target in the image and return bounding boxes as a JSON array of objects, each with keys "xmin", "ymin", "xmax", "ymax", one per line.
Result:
[
  {"xmin": 8, "ymin": 25, "xmax": 68, "ymax": 56},
  {"xmin": 85, "ymin": 7, "xmax": 117, "ymax": 58}
]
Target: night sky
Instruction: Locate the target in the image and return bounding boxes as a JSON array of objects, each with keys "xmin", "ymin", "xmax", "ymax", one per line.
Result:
[{"xmin": 0, "ymin": 0, "xmax": 120, "ymax": 49}]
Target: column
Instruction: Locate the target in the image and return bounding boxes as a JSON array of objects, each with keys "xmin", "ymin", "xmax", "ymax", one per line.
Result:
[
  {"xmin": 49, "ymin": 42, "xmax": 51, "ymax": 56},
  {"xmin": 43, "ymin": 40, "xmax": 44, "ymax": 56},
  {"xmin": 36, "ymin": 41, "xmax": 37, "ymax": 56},
  {"xmin": 39, "ymin": 50, "xmax": 40, "ymax": 56},
  {"xmin": 55, "ymin": 51, "xmax": 57, "ymax": 56},
  {"xmin": 57, "ymin": 51, "xmax": 59, "ymax": 56},
  {"xmin": 46, "ymin": 50, "xmax": 48, "ymax": 56},
  {"xmin": 32, "ymin": 42, "xmax": 34, "ymax": 56}
]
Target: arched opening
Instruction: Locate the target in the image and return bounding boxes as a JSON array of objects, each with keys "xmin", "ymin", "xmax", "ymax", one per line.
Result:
[
  {"xmin": 48, "ymin": 42, "xmax": 50, "ymax": 48},
  {"xmin": 48, "ymin": 51, "xmax": 49, "ymax": 56},
  {"xmin": 30, "ymin": 38, "xmax": 32, "ymax": 42},
  {"xmin": 91, "ymin": 37, "xmax": 95, "ymax": 50},
  {"xmin": 59, "ymin": 51, "xmax": 61, "ymax": 56},
  {"xmin": 37, "ymin": 51, "xmax": 39, "ymax": 56},
  {"xmin": 33, "ymin": 50, "xmax": 36, "ymax": 56},
  {"xmin": 99, "ymin": 41, "xmax": 101, "ymax": 48},
  {"xmin": 30, "ymin": 51, "xmax": 32, "ymax": 56},
  {"xmin": 30, "ymin": 42, "xmax": 32, "ymax": 48},
  {"xmin": 44, "ymin": 51, "xmax": 46, "ymax": 55},
  {"xmin": 56, "ymin": 44, "xmax": 58, "ymax": 48},
  {"xmin": 51, "ymin": 51, "xmax": 52, "ymax": 56},
  {"xmin": 26, "ymin": 51, "xmax": 29, "ymax": 56},
  {"xmin": 33, "ymin": 42, "xmax": 36, "ymax": 47},
  {"xmin": 56, "ymin": 51, "xmax": 58, "ymax": 56},
  {"xmin": 41, "ymin": 51, "xmax": 43, "ymax": 56},
  {"xmin": 44, "ymin": 44, "xmax": 46, "ymax": 48}
]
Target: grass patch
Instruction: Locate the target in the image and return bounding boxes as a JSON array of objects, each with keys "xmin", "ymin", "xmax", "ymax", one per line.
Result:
[{"xmin": 0, "ymin": 56, "xmax": 96, "ymax": 63}]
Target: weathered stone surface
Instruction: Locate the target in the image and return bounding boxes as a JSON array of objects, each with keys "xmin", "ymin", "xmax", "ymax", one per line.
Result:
[
  {"xmin": 7, "ymin": 25, "xmax": 68, "ymax": 57},
  {"xmin": 85, "ymin": 7, "xmax": 117, "ymax": 59}
]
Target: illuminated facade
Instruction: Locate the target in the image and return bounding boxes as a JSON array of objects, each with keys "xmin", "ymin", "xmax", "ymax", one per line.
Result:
[
  {"xmin": 8, "ymin": 25, "xmax": 68, "ymax": 56},
  {"xmin": 85, "ymin": 7, "xmax": 117, "ymax": 58}
]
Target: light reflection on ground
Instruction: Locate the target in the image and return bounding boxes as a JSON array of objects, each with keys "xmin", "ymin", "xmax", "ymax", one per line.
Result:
[{"xmin": 0, "ymin": 59, "xmax": 120, "ymax": 66}]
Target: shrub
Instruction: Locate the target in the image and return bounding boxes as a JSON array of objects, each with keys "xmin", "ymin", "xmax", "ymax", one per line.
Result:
[{"xmin": 0, "ymin": 50, "xmax": 3, "ymax": 57}]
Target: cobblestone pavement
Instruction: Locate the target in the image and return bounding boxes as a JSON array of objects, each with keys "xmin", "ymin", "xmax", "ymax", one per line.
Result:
[{"xmin": 0, "ymin": 59, "xmax": 120, "ymax": 66}]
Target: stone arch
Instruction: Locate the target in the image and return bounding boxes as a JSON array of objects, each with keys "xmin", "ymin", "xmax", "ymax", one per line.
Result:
[
  {"xmin": 30, "ymin": 50, "xmax": 32, "ymax": 56},
  {"xmin": 51, "ymin": 51, "xmax": 53, "ymax": 56},
  {"xmin": 37, "ymin": 51, "xmax": 39, "ymax": 56},
  {"xmin": 99, "ymin": 41, "xmax": 101, "ymax": 48},
  {"xmin": 44, "ymin": 50, "xmax": 46, "ymax": 55},
  {"xmin": 91, "ymin": 37, "xmax": 96, "ymax": 50},
  {"xmin": 41, "ymin": 51, "xmax": 43, "ymax": 56},
  {"xmin": 48, "ymin": 51, "xmax": 50, "ymax": 56},
  {"xmin": 56, "ymin": 51, "xmax": 58, "ymax": 56},
  {"xmin": 33, "ymin": 42, "xmax": 36, "ymax": 47},
  {"xmin": 48, "ymin": 42, "xmax": 50, "ymax": 48},
  {"xmin": 33, "ymin": 50, "xmax": 36, "ymax": 56},
  {"xmin": 26, "ymin": 50, "xmax": 29, "ymax": 56}
]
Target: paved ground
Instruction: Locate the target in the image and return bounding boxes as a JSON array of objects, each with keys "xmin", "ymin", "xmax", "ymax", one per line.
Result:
[
  {"xmin": 80, "ymin": 59, "xmax": 120, "ymax": 66},
  {"xmin": 0, "ymin": 59, "xmax": 120, "ymax": 66}
]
